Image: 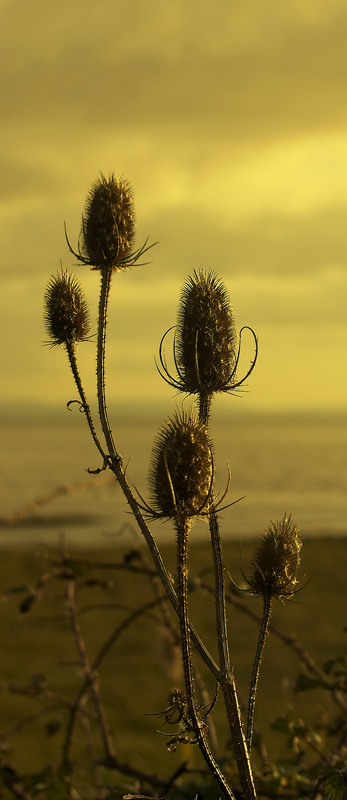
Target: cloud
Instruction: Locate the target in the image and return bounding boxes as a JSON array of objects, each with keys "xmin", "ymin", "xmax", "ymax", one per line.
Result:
[{"xmin": 2, "ymin": 1, "xmax": 347, "ymax": 139}]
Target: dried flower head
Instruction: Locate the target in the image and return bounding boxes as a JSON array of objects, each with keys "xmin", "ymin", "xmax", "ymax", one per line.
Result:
[
  {"xmin": 44, "ymin": 268, "xmax": 91, "ymax": 346},
  {"xmin": 65, "ymin": 173, "xmax": 151, "ymax": 273},
  {"xmin": 81, "ymin": 174, "xmax": 134, "ymax": 270},
  {"xmin": 165, "ymin": 688, "xmax": 188, "ymax": 724},
  {"xmin": 148, "ymin": 409, "xmax": 213, "ymax": 520},
  {"xmin": 157, "ymin": 269, "xmax": 258, "ymax": 400},
  {"xmin": 176, "ymin": 269, "xmax": 237, "ymax": 393},
  {"xmin": 247, "ymin": 514, "xmax": 302, "ymax": 600}
]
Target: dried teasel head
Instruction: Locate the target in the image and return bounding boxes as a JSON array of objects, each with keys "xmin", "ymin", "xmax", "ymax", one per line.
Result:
[
  {"xmin": 176, "ymin": 269, "xmax": 237, "ymax": 394},
  {"xmin": 247, "ymin": 514, "xmax": 302, "ymax": 600},
  {"xmin": 165, "ymin": 688, "xmax": 188, "ymax": 724},
  {"xmin": 44, "ymin": 268, "xmax": 91, "ymax": 347},
  {"xmin": 65, "ymin": 173, "xmax": 152, "ymax": 273},
  {"xmin": 147, "ymin": 408, "xmax": 213, "ymax": 520},
  {"xmin": 81, "ymin": 173, "xmax": 135, "ymax": 271},
  {"xmin": 157, "ymin": 270, "xmax": 258, "ymax": 407}
]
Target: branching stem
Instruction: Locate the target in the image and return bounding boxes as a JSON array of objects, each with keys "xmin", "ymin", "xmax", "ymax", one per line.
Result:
[
  {"xmin": 176, "ymin": 515, "xmax": 235, "ymax": 800},
  {"xmin": 199, "ymin": 394, "xmax": 256, "ymax": 800},
  {"xmin": 209, "ymin": 509, "xmax": 256, "ymax": 800},
  {"xmin": 65, "ymin": 578, "xmax": 115, "ymax": 761},
  {"xmin": 65, "ymin": 339, "xmax": 107, "ymax": 462}
]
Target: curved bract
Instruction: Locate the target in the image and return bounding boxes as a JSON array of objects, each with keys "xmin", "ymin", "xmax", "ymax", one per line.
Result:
[
  {"xmin": 156, "ymin": 270, "xmax": 258, "ymax": 398},
  {"xmin": 65, "ymin": 173, "xmax": 155, "ymax": 273}
]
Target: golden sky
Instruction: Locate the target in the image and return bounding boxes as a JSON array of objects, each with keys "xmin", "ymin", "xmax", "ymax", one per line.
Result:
[{"xmin": 1, "ymin": 0, "xmax": 347, "ymax": 414}]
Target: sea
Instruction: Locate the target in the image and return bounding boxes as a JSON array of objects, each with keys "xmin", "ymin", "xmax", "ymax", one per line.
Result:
[{"xmin": 1, "ymin": 409, "xmax": 346, "ymax": 549}]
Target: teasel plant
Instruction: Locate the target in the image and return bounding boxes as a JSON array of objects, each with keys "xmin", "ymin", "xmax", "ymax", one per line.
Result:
[
  {"xmin": 43, "ymin": 174, "xmax": 258, "ymax": 800},
  {"xmin": 140, "ymin": 408, "xmax": 238, "ymax": 799},
  {"xmin": 156, "ymin": 268, "xmax": 259, "ymax": 793},
  {"xmin": 157, "ymin": 268, "xmax": 258, "ymax": 424},
  {"xmin": 64, "ymin": 173, "xmax": 154, "ymax": 461},
  {"xmin": 44, "ymin": 178, "xmax": 187, "ymax": 640},
  {"xmin": 43, "ymin": 172, "xmax": 306, "ymax": 800},
  {"xmin": 43, "ymin": 267, "xmax": 106, "ymax": 465},
  {"xmin": 244, "ymin": 514, "xmax": 302, "ymax": 755}
]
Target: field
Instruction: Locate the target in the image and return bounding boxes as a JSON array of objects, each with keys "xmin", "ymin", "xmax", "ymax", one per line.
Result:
[{"xmin": 0, "ymin": 535, "xmax": 346, "ymax": 794}]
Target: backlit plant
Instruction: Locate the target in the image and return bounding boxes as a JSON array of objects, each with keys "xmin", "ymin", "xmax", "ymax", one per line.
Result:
[{"xmin": 21, "ymin": 172, "xmax": 343, "ymax": 800}]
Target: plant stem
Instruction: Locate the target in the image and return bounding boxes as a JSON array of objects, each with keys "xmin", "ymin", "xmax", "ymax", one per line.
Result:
[
  {"xmin": 246, "ymin": 591, "xmax": 272, "ymax": 753},
  {"xmin": 92, "ymin": 262, "xmax": 253, "ymax": 796},
  {"xmin": 176, "ymin": 515, "xmax": 235, "ymax": 800},
  {"xmin": 94, "ymin": 266, "xmax": 221, "ymax": 680},
  {"xmin": 209, "ymin": 508, "xmax": 230, "ymax": 672},
  {"xmin": 199, "ymin": 395, "xmax": 256, "ymax": 800},
  {"xmin": 209, "ymin": 509, "xmax": 256, "ymax": 800},
  {"xmin": 97, "ymin": 267, "xmax": 116, "ymax": 455},
  {"xmin": 198, "ymin": 391, "xmax": 212, "ymax": 424},
  {"xmin": 109, "ymin": 455, "xmax": 220, "ymax": 678},
  {"xmin": 65, "ymin": 340, "xmax": 107, "ymax": 463},
  {"xmin": 62, "ymin": 597, "xmax": 169, "ymax": 766},
  {"xmin": 66, "ymin": 578, "xmax": 116, "ymax": 761}
]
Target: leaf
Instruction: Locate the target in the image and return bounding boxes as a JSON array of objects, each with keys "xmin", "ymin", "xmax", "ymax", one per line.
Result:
[
  {"xmin": 317, "ymin": 770, "xmax": 347, "ymax": 800},
  {"xmin": 294, "ymin": 673, "xmax": 321, "ymax": 692}
]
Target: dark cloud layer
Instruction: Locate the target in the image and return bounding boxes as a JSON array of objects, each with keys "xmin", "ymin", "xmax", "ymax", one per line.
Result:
[{"xmin": 2, "ymin": 2, "xmax": 347, "ymax": 140}]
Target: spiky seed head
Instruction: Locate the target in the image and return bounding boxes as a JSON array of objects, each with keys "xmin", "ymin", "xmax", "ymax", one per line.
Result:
[
  {"xmin": 247, "ymin": 514, "xmax": 302, "ymax": 600},
  {"xmin": 148, "ymin": 409, "xmax": 213, "ymax": 520},
  {"xmin": 175, "ymin": 269, "xmax": 237, "ymax": 394},
  {"xmin": 167, "ymin": 687, "xmax": 187, "ymax": 710},
  {"xmin": 81, "ymin": 173, "xmax": 135, "ymax": 271},
  {"xmin": 44, "ymin": 268, "xmax": 91, "ymax": 346}
]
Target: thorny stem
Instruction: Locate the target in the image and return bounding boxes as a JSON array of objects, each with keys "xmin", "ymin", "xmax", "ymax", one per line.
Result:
[
  {"xmin": 97, "ymin": 268, "xmax": 116, "ymax": 455},
  {"xmin": 65, "ymin": 340, "xmax": 107, "ymax": 463},
  {"xmin": 143, "ymin": 550, "xmax": 220, "ymax": 757},
  {"xmin": 94, "ymin": 262, "xmax": 220, "ymax": 680},
  {"xmin": 246, "ymin": 591, "xmax": 272, "ymax": 754},
  {"xmin": 209, "ymin": 509, "xmax": 230, "ymax": 673},
  {"xmin": 199, "ymin": 395, "xmax": 256, "ymax": 800},
  {"xmin": 209, "ymin": 509, "xmax": 256, "ymax": 800},
  {"xmin": 176, "ymin": 515, "xmax": 235, "ymax": 800},
  {"xmin": 65, "ymin": 578, "xmax": 116, "ymax": 762},
  {"xmin": 198, "ymin": 391, "xmax": 212, "ymax": 424},
  {"xmin": 109, "ymin": 455, "xmax": 220, "ymax": 678},
  {"xmin": 219, "ymin": 588, "xmax": 347, "ymax": 716},
  {"xmin": 83, "ymin": 260, "xmax": 254, "ymax": 796}
]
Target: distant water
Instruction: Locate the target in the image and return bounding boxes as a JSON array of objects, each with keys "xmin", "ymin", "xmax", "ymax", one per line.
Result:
[{"xmin": 1, "ymin": 411, "xmax": 346, "ymax": 548}]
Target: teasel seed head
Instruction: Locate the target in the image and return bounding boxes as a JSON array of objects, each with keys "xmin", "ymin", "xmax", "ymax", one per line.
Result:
[
  {"xmin": 65, "ymin": 173, "xmax": 154, "ymax": 272},
  {"xmin": 148, "ymin": 408, "xmax": 213, "ymax": 520},
  {"xmin": 157, "ymin": 269, "xmax": 258, "ymax": 407},
  {"xmin": 176, "ymin": 269, "xmax": 237, "ymax": 394},
  {"xmin": 81, "ymin": 173, "xmax": 134, "ymax": 271},
  {"xmin": 80, "ymin": 173, "xmax": 135, "ymax": 272},
  {"xmin": 167, "ymin": 687, "xmax": 188, "ymax": 714},
  {"xmin": 247, "ymin": 514, "xmax": 302, "ymax": 600},
  {"xmin": 44, "ymin": 268, "xmax": 91, "ymax": 346}
]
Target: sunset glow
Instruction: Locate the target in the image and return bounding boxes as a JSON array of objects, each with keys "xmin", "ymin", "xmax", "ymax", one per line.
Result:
[{"xmin": 1, "ymin": 0, "xmax": 347, "ymax": 414}]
